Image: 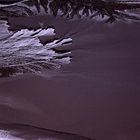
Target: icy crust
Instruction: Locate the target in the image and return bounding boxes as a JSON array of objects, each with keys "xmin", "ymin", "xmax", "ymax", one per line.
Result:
[
  {"xmin": 16, "ymin": 1, "xmax": 140, "ymax": 22},
  {"xmin": 0, "ymin": 124, "xmax": 94, "ymax": 140},
  {"xmin": 0, "ymin": 20, "xmax": 72, "ymax": 77},
  {"xmin": 0, "ymin": 130, "xmax": 25, "ymax": 140},
  {"xmin": 1, "ymin": 0, "xmax": 140, "ymax": 22}
]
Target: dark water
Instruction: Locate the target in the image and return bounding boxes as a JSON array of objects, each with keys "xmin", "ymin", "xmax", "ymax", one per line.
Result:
[{"xmin": 0, "ymin": 15, "xmax": 140, "ymax": 140}]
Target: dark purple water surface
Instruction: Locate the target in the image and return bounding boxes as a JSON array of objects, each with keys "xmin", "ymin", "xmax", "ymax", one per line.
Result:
[{"xmin": 0, "ymin": 16, "xmax": 140, "ymax": 140}]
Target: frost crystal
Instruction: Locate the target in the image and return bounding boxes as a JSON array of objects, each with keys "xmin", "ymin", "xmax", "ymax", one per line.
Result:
[{"xmin": 0, "ymin": 20, "xmax": 72, "ymax": 77}]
